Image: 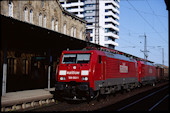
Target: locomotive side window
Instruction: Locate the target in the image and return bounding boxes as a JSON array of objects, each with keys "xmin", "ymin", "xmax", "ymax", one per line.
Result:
[
  {"xmin": 62, "ymin": 53, "xmax": 91, "ymax": 64},
  {"xmin": 99, "ymin": 56, "xmax": 101, "ymax": 64}
]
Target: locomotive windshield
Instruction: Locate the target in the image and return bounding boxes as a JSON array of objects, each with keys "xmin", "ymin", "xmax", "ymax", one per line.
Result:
[{"xmin": 62, "ymin": 53, "xmax": 91, "ymax": 64}]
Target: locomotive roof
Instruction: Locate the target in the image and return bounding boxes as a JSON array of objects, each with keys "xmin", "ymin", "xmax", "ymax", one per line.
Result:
[
  {"xmin": 62, "ymin": 49, "xmax": 155, "ymax": 65},
  {"xmin": 104, "ymin": 51, "xmax": 136, "ymax": 63},
  {"xmin": 145, "ymin": 61, "xmax": 155, "ymax": 66},
  {"xmin": 62, "ymin": 49, "xmax": 105, "ymax": 56},
  {"xmin": 62, "ymin": 50, "xmax": 136, "ymax": 63},
  {"xmin": 85, "ymin": 47, "xmax": 155, "ymax": 64}
]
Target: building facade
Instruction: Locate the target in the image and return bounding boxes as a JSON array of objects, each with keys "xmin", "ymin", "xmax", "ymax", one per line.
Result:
[
  {"xmin": 0, "ymin": 0, "xmax": 86, "ymax": 40},
  {"xmin": 59, "ymin": 0, "xmax": 120, "ymax": 49},
  {"xmin": 0, "ymin": 0, "xmax": 87, "ymax": 93}
]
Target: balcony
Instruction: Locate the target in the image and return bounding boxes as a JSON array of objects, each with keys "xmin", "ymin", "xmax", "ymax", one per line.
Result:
[
  {"xmin": 85, "ymin": 18, "xmax": 95, "ymax": 23},
  {"xmin": 104, "ymin": 32, "xmax": 119, "ymax": 39},
  {"xmin": 105, "ymin": 18, "xmax": 119, "ymax": 26},
  {"xmin": 67, "ymin": 7, "xmax": 84, "ymax": 12},
  {"xmin": 84, "ymin": 11, "xmax": 95, "ymax": 17},
  {"xmin": 84, "ymin": 1, "xmax": 96, "ymax": 4},
  {"xmin": 106, "ymin": 0, "xmax": 119, "ymax": 9},
  {"xmin": 104, "ymin": 24, "xmax": 119, "ymax": 32},
  {"xmin": 105, "ymin": 5, "xmax": 120, "ymax": 14},
  {"xmin": 77, "ymin": 14, "xmax": 84, "ymax": 18},
  {"xmin": 104, "ymin": 40, "xmax": 118, "ymax": 46},
  {"xmin": 84, "ymin": 5, "xmax": 96, "ymax": 10},
  {"xmin": 62, "ymin": 2, "xmax": 84, "ymax": 7},
  {"xmin": 105, "ymin": 11, "xmax": 119, "ymax": 20}
]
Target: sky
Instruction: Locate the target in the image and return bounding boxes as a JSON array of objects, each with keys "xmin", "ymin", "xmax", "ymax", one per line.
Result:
[{"xmin": 116, "ymin": 0, "xmax": 169, "ymax": 66}]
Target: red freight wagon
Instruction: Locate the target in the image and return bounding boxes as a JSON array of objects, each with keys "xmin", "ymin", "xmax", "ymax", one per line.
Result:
[
  {"xmin": 156, "ymin": 65, "xmax": 164, "ymax": 81},
  {"xmin": 55, "ymin": 49, "xmax": 139, "ymax": 100},
  {"xmin": 155, "ymin": 64, "xmax": 169, "ymax": 81}
]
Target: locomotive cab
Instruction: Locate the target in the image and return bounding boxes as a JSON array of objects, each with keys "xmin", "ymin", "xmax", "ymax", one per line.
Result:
[
  {"xmin": 58, "ymin": 53, "xmax": 91, "ymax": 82},
  {"xmin": 55, "ymin": 50, "xmax": 99, "ymax": 100}
]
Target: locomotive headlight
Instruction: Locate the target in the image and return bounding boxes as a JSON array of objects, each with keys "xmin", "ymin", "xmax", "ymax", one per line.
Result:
[
  {"xmin": 84, "ymin": 77, "xmax": 88, "ymax": 81},
  {"xmin": 59, "ymin": 70, "xmax": 66, "ymax": 75},
  {"xmin": 81, "ymin": 70, "xmax": 89, "ymax": 75},
  {"xmin": 82, "ymin": 77, "xmax": 88, "ymax": 81},
  {"xmin": 60, "ymin": 77, "xmax": 66, "ymax": 80}
]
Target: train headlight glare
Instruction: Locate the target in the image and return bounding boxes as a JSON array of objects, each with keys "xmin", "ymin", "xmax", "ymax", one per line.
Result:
[
  {"xmin": 82, "ymin": 77, "xmax": 88, "ymax": 81},
  {"xmin": 60, "ymin": 77, "xmax": 66, "ymax": 80},
  {"xmin": 85, "ymin": 77, "xmax": 88, "ymax": 81},
  {"xmin": 81, "ymin": 70, "xmax": 89, "ymax": 75}
]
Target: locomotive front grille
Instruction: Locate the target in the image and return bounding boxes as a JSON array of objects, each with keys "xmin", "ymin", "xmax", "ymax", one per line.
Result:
[{"xmin": 55, "ymin": 82, "xmax": 90, "ymax": 100}]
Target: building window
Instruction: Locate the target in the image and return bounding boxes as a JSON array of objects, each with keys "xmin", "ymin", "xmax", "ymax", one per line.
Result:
[
  {"xmin": 86, "ymin": 10, "xmax": 93, "ymax": 13},
  {"xmin": 51, "ymin": 18, "xmax": 54, "ymax": 30},
  {"xmin": 105, "ymin": 36, "xmax": 108, "ymax": 41},
  {"xmin": 71, "ymin": 27, "xmax": 74, "ymax": 36},
  {"xmin": 74, "ymin": 27, "xmax": 76, "ymax": 37},
  {"xmin": 43, "ymin": 15, "xmax": 46, "ymax": 28},
  {"xmin": 24, "ymin": 7, "xmax": 28, "ymax": 22},
  {"xmin": 87, "ymin": 23, "xmax": 93, "ymax": 25},
  {"xmin": 22, "ymin": 59, "xmax": 28, "ymax": 75},
  {"xmin": 39, "ymin": 13, "xmax": 42, "ymax": 26},
  {"xmin": 87, "ymin": 29, "xmax": 93, "ymax": 33},
  {"xmin": 90, "ymin": 37, "xmax": 93, "ymax": 41},
  {"xmin": 80, "ymin": 30, "xmax": 82, "ymax": 39},
  {"xmin": 30, "ymin": 9, "xmax": 33, "ymax": 23},
  {"xmin": 99, "ymin": 56, "xmax": 101, "ymax": 64},
  {"xmin": 63, "ymin": 23, "xmax": 66, "ymax": 34},
  {"xmin": 7, "ymin": 58, "xmax": 16, "ymax": 75},
  {"xmin": 55, "ymin": 20, "xmax": 58, "ymax": 32},
  {"xmin": 41, "ymin": 0, "xmax": 45, "ymax": 8},
  {"xmin": 8, "ymin": 0, "xmax": 13, "ymax": 17},
  {"xmin": 85, "ymin": 16, "xmax": 93, "ymax": 20}
]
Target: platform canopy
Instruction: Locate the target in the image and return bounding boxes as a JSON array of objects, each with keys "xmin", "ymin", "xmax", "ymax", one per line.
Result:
[{"xmin": 1, "ymin": 15, "xmax": 100, "ymax": 55}]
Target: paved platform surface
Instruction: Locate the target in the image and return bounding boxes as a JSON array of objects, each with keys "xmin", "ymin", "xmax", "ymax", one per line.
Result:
[{"xmin": 1, "ymin": 88, "xmax": 55, "ymax": 108}]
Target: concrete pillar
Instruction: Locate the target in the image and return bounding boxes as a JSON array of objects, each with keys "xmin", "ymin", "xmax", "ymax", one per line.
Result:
[
  {"xmin": 48, "ymin": 65, "xmax": 51, "ymax": 89},
  {"xmin": 48, "ymin": 49, "xmax": 52, "ymax": 90},
  {"xmin": 2, "ymin": 47, "xmax": 7, "ymax": 96},
  {"xmin": 2, "ymin": 64, "xmax": 7, "ymax": 95}
]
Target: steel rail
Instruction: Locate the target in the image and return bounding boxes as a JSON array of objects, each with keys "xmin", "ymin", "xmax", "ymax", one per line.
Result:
[{"xmin": 117, "ymin": 86, "xmax": 168, "ymax": 111}]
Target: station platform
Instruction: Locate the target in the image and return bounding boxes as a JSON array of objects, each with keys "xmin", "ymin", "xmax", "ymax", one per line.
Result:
[{"xmin": 1, "ymin": 88, "xmax": 55, "ymax": 111}]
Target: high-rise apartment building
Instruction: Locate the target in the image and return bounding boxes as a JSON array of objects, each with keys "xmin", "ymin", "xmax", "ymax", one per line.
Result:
[
  {"xmin": 60, "ymin": 0, "xmax": 85, "ymax": 18},
  {"xmin": 60, "ymin": 0, "xmax": 120, "ymax": 49}
]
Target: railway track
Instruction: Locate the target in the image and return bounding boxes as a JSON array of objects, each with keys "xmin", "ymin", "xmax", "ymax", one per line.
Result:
[
  {"xmin": 22, "ymin": 81, "xmax": 168, "ymax": 111},
  {"xmin": 98, "ymin": 84, "xmax": 169, "ymax": 111}
]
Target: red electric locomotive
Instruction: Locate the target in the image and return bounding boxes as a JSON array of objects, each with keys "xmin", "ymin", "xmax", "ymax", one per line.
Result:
[
  {"xmin": 137, "ymin": 61, "xmax": 156, "ymax": 86},
  {"xmin": 55, "ymin": 48, "xmax": 143, "ymax": 100}
]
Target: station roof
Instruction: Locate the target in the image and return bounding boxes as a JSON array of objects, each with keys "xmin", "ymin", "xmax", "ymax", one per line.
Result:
[{"xmin": 1, "ymin": 15, "xmax": 99, "ymax": 55}]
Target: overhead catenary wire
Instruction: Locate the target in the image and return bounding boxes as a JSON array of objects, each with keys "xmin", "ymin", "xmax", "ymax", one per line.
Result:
[
  {"xmin": 118, "ymin": 0, "xmax": 168, "ymax": 66},
  {"xmin": 120, "ymin": 4, "xmax": 168, "ymax": 18},
  {"xmin": 145, "ymin": 0, "xmax": 168, "ymax": 32},
  {"xmin": 126, "ymin": 0, "xmax": 168, "ymax": 45}
]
